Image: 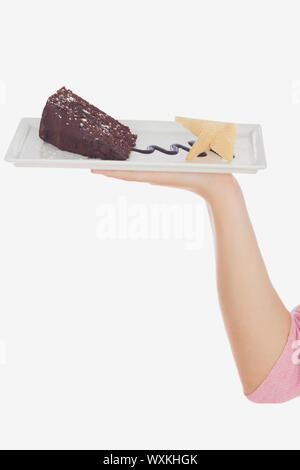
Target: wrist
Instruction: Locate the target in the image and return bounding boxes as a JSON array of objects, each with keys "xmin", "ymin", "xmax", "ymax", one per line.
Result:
[
  {"xmin": 194, "ymin": 174, "xmax": 241, "ymax": 203},
  {"xmin": 209, "ymin": 177, "xmax": 244, "ymax": 214}
]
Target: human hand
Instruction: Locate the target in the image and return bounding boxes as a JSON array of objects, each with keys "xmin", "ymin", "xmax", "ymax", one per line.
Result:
[{"xmin": 91, "ymin": 169, "xmax": 236, "ymax": 202}]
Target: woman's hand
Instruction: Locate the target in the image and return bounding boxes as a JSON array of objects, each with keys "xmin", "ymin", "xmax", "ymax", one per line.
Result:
[{"xmin": 91, "ymin": 169, "xmax": 236, "ymax": 202}]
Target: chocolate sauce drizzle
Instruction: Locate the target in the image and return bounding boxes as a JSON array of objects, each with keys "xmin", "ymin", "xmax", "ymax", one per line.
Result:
[{"xmin": 132, "ymin": 141, "xmax": 235, "ymax": 159}]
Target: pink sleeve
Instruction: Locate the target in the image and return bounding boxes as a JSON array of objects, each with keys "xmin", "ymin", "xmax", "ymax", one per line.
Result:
[{"xmin": 246, "ymin": 306, "xmax": 300, "ymax": 404}]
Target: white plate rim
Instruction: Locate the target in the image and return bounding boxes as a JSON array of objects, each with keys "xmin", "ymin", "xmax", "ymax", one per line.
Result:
[{"xmin": 4, "ymin": 118, "xmax": 267, "ymax": 174}]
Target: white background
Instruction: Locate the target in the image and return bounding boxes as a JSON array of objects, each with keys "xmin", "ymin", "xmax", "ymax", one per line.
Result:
[{"xmin": 1, "ymin": 0, "xmax": 300, "ymax": 450}]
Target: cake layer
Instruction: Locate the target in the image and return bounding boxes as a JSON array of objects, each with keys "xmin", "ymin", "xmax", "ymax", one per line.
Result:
[{"xmin": 39, "ymin": 87, "xmax": 137, "ymax": 160}]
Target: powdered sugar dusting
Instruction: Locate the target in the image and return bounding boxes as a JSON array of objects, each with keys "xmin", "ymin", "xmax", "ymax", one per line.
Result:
[{"xmin": 48, "ymin": 86, "xmax": 137, "ymax": 153}]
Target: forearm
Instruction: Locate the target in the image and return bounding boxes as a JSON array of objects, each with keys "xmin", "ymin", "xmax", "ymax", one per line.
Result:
[{"xmin": 202, "ymin": 176, "xmax": 290, "ymax": 394}]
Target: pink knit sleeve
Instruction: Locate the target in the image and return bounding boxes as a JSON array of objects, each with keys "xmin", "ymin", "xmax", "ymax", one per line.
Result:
[{"xmin": 246, "ymin": 306, "xmax": 300, "ymax": 404}]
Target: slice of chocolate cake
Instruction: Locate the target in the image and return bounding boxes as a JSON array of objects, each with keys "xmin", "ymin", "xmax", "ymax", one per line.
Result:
[{"xmin": 39, "ymin": 87, "xmax": 137, "ymax": 160}]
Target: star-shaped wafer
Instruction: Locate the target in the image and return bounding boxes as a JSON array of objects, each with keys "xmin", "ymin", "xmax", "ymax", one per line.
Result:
[{"xmin": 175, "ymin": 116, "xmax": 236, "ymax": 162}]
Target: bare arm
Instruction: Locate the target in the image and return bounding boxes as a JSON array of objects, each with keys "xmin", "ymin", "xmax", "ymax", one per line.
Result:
[
  {"xmin": 92, "ymin": 170, "xmax": 291, "ymax": 394},
  {"xmin": 205, "ymin": 176, "xmax": 290, "ymax": 394}
]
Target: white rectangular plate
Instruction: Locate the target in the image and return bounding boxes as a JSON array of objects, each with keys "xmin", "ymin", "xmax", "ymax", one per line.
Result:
[{"xmin": 4, "ymin": 118, "xmax": 266, "ymax": 174}]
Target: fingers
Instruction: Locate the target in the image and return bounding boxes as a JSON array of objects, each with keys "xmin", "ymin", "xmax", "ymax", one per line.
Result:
[
  {"xmin": 91, "ymin": 169, "xmax": 184, "ymax": 186},
  {"xmin": 91, "ymin": 169, "xmax": 151, "ymax": 182}
]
